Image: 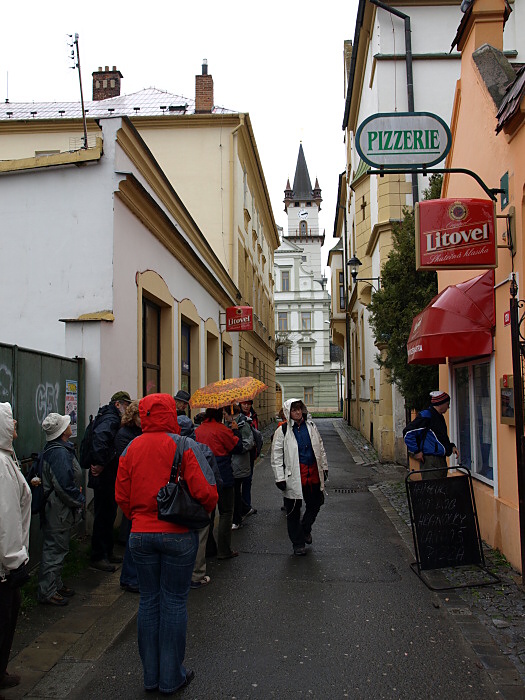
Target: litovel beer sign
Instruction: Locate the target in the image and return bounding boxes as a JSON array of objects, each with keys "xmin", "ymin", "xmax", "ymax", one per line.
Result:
[
  {"xmin": 355, "ymin": 112, "xmax": 452, "ymax": 169},
  {"xmin": 226, "ymin": 306, "xmax": 253, "ymax": 332},
  {"xmin": 415, "ymin": 198, "xmax": 497, "ymax": 270}
]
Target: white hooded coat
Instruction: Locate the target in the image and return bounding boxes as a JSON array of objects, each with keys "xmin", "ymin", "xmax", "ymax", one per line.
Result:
[
  {"xmin": 270, "ymin": 398, "xmax": 328, "ymax": 500},
  {"xmin": 0, "ymin": 402, "xmax": 32, "ymax": 581}
]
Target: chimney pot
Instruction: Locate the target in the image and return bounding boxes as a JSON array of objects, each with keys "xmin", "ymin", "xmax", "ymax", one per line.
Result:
[
  {"xmin": 105, "ymin": 65, "xmax": 109, "ymax": 71},
  {"xmin": 202, "ymin": 58, "xmax": 208, "ymax": 75}
]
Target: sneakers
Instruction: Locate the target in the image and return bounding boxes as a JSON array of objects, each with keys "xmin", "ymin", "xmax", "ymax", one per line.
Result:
[
  {"xmin": 217, "ymin": 550, "xmax": 239, "ymax": 560},
  {"xmin": 58, "ymin": 586, "xmax": 75, "ymax": 597},
  {"xmin": 242, "ymin": 507, "xmax": 257, "ymax": 518},
  {"xmin": 40, "ymin": 593, "xmax": 68, "ymax": 606},
  {"xmin": 190, "ymin": 575, "xmax": 211, "ymax": 589},
  {"xmin": 90, "ymin": 559, "xmax": 116, "ymax": 573},
  {"xmin": 293, "ymin": 546, "xmax": 307, "ymax": 556},
  {"xmin": 304, "ymin": 532, "xmax": 313, "ymax": 545},
  {"xmin": 231, "ymin": 523, "xmax": 243, "ymax": 530},
  {"xmin": 120, "ymin": 583, "xmax": 139, "ymax": 593}
]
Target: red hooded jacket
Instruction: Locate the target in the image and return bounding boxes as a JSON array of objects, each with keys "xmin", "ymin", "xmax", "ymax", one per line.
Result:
[{"xmin": 115, "ymin": 394, "xmax": 218, "ymax": 533}]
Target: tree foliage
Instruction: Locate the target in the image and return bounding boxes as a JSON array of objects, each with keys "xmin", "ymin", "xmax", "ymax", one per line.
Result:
[{"xmin": 368, "ymin": 175, "xmax": 443, "ymax": 410}]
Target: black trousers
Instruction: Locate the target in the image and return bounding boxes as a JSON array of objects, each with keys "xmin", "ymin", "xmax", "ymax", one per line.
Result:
[
  {"xmin": 91, "ymin": 482, "xmax": 118, "ymax": 562},
  {"xmin": 0, "ymin": 582, "xmax": 21, "ymax": 678},
  {"xmin": 284, "ymin": 482, "xmax": 322, "ymax": 548}
]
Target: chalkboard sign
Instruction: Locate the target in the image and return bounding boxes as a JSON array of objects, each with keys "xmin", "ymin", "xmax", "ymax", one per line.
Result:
[{"xmin": 407, "ymin": 474, "xmax": 482, "ymax": 571}]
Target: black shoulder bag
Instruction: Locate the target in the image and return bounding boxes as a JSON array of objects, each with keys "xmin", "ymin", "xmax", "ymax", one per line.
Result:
[{"xmin": 157, "ymin": 436, "xmax": 211, "ymax": 529}]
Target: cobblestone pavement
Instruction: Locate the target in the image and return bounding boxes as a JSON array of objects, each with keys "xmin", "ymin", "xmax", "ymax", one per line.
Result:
[{"xmin": 329, "ymin": 419, "xmax": 525, "ymax": 689}]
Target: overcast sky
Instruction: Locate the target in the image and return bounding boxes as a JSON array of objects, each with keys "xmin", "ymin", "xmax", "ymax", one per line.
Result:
[{"xmin": 1, "ymin": 0, "xmax": 359, "ymax": 274}]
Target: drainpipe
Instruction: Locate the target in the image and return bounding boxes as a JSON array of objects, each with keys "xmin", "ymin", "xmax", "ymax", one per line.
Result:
[
  {"xmin": 340, "ymin": 181, "xmax": 353, "ymax": 426},
  {"xmin": 369, "ymin": 0, "xmax": 419, "ymax": 205}
]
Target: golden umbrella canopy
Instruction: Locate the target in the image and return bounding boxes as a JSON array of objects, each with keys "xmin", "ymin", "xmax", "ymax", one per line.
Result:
[{"xmin": 189, "ymin": 376, "xmax": 267, "ymax": 410}]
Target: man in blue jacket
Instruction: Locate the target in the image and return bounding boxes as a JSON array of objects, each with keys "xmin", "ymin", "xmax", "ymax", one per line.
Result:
[{"xmin": 403, "ymin": 391, "xmax": 459, "ymax": 479}]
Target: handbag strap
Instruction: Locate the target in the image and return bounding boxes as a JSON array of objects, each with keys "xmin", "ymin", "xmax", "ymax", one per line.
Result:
[{"xmin": 169, "ymin": 436, "xmax": 187, "ymax": 483}]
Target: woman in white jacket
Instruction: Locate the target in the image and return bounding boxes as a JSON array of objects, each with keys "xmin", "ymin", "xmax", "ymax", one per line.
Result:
[
  {"xmin": 271, "ymin": 398, "xmax": 328, "ymax": 556},
  {"xmin": 0, "ymin": 402, "xmax": 31, "ymax": 693}
]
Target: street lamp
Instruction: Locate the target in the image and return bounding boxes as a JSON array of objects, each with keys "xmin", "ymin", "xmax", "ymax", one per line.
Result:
[{"xmin": 347, "ymin": 255, "xmax": 381, "ymax": 291}]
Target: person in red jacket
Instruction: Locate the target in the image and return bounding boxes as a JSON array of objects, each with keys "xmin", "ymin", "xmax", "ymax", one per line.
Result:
[
  {"xmin": 115, "ymin": 394, "xmax": 218, "ymax": 695},
  {"xmin": 195, "ymin": 408, "xmax": 243, "ymax": 560}
]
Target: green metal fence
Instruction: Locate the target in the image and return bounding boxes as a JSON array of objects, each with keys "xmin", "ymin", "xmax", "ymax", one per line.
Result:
[{"xmin": 0, "ymin": 342, "xmax": 86, "ymax": 564}]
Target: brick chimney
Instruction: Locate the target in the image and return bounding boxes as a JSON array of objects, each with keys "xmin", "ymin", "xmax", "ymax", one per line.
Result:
[
  {"xmin": 195, "ymin": 60, "xmax": 214, "ymax": 113},
  {"xmin": 92, "ymin": 66, "xmax": 123, "ymax": 101}
]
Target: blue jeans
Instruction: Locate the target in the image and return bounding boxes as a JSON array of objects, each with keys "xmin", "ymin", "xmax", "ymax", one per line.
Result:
[{"xmin": 129, "ymin": 531, "xmax": 198, "ymax": 693}]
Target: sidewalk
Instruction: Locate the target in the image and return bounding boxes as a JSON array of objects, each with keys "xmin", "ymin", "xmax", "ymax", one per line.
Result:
[
  {"xmin": 4, "ymin": 418, "xmax": 525, "ymax": 699},
  {"xmin": 335, "ymin": 419, "xmax": 525, "ymax": 695}
]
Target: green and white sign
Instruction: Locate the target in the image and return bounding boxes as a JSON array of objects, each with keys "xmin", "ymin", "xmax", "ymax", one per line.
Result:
[{"xmin": 355, "ymin": 112, "xmax": 452, "ymax": 169}]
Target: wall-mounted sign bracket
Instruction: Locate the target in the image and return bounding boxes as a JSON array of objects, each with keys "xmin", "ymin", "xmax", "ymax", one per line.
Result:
[{"xmin": 366, "ymin": 166, "xmax": 505, "ymax": 202}]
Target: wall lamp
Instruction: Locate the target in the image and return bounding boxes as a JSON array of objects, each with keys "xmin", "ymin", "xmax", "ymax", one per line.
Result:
[{"xmin": 347, "ymin": 255, "xmax": 381, "ymax": 291}]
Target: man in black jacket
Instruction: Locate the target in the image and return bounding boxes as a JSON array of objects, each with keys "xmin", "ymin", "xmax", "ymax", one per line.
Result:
[{"xmin": 89, "ymin": 391, "xmax": 132, "ymax": 572}]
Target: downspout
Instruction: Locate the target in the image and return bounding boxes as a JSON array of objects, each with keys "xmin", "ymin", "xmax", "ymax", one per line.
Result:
[
  {"xmin": 230, "ymin": 115, "xmax": 244, "ymax": 285},
  {"xmin": 369, "ymin": 0, "xmax": 419, "ymax": 205},
  {"xmin": 342, "ymin": 199, "xmax": 353, "ymax": 426}
]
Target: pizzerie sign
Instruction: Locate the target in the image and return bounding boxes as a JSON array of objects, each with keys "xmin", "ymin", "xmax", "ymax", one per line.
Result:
[
  {"xmin": 355, "ymin": 112, "xmax": 451, "ymax": 169},
  {"xmin": 225, "ymin": 306, "xmax": 253, "ymax": 332},
  {"xmin": 415, "ymin": 198, "xmax": 497, "ymax": 271}
]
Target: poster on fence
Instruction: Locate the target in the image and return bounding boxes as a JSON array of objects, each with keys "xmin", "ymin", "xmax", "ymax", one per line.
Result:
[{"xmin": 65, "ymin": 380, "xmax": 78, "ymax": 438}]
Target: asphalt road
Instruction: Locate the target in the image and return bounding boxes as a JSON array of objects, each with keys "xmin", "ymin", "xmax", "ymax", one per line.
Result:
[{"xmin": 69, "ymin": 419, "xmax": 499, "ymax": 699}]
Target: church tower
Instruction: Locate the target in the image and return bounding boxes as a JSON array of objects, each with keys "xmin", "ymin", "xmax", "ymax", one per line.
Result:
[{"xmin": 283, "ymin": 143, "xmax": 324, "ymax": 278}]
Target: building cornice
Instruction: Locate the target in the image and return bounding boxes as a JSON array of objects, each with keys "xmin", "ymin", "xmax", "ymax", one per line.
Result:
[{"xmin": 366, "ymin": 220, "xmax": 394, "ymax": 258}]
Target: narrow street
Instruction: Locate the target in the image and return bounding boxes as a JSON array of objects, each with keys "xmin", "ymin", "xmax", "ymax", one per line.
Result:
[{"xmin": 68, "ymin": 419, "xmax": 499, "ymax": 699}]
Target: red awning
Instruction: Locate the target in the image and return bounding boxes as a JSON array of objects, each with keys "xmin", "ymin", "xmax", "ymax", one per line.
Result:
[{"xmin": 407, "ymin": 270, "xmax": 495, "ymax": 365}]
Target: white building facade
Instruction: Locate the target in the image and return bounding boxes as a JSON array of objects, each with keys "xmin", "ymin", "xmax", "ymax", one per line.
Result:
[{"xmin": 274, "ymin": 145, "xmax": 340, "ymax": 413}]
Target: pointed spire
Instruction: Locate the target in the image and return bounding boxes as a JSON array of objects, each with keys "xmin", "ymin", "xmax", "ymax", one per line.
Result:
[
  {"xmin": 292, "ymin": 143, "xmax": 313, "ymax": 200},
  {"xmin": 313, "ymin": 176, "xmax": 322, "ymax": 210}
]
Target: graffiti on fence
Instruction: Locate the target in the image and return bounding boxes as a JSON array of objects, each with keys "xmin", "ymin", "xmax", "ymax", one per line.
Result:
[
  {"xmin": 35, "ymin": 382, "xmax": 60, "ymax": 423},
  {"xmin": 0, "ymin": 365, "xmax": 13, "ymax": 403}
]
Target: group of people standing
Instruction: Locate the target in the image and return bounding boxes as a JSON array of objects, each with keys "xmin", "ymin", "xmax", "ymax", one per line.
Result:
[{"xmin": 0, "ymin": 390, "xmax": 330, "ymax": 697}]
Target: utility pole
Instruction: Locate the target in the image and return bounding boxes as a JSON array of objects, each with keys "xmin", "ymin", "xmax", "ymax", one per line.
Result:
[{"xmin": 68, "ymin": 33, "xmax": 89, "ymax": 150}]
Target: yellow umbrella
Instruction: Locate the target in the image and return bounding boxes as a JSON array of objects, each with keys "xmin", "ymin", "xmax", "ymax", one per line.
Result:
[{"xmin": 189, "ymin": 376, "xmax": 267, "ymax": 410}]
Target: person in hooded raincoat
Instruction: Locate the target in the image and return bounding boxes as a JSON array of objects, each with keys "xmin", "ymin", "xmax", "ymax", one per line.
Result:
[{"xmin": 115, "ymin": 393, "xmax": 218, "ymax": 695}]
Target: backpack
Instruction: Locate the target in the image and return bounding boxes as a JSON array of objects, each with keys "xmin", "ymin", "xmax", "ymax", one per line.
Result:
[
  {"xmin": 79, "ymin": 414, "xmax": 96, "ymax": 470},
  {"xmin": 251, "ymin": 425, "xmax": 263, "ymax": 458},
  {"xmin": 26, "ymin": 444, "xmax": 63, "ymax": 521}
]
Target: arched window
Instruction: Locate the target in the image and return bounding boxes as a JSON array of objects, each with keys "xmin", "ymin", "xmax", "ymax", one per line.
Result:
[{"xmin": 300, "ymin": 220, "xmax": 307, "ymax": 235}]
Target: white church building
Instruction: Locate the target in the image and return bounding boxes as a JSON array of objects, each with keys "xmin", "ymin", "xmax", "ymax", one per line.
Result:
[{"xmin": 274, "ymin": 145, "xmax": 341, "ymax": 413}]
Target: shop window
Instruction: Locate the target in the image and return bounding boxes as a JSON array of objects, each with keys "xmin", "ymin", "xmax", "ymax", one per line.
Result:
[
  {"xmin": 142, "ymin": 299, "xmax": 160, "ymax": 395},
  {"xmin": 453, "ymin": 360, "xmax": 493, "ymax": 483},
  {"xmin": 304, "ymin": 386, "xmax": 314, "ymax": 405},
  {"xmin": 181, "ymin": 322, "xmax": 191, "ymax": 394}
]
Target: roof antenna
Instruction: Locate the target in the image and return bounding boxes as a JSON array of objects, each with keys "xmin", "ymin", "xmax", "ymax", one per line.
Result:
[
  {"xmin": 5, "ymin": 71, "xmax": 9, "ymax": 104},
  {"xmin": 68, "ymin": 33, "xmax": 88, "ymax": 149}
]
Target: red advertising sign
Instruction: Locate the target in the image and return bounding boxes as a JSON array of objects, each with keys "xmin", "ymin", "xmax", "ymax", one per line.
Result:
[
  {"xmin": 415, "ymin": 198, "xmax": 497, "ymax": 270},
  {"xmin": 226, "ymin": 306, "xmax": 253, "ymax": 332}
]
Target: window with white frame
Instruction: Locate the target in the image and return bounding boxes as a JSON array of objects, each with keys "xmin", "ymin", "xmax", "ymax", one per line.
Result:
[
  {"xmin": 301, "ymin": 312, "xmax": 311, "ymax": 331},
  {"xmin": 453, "ymin": 360, "xmax": 493, "ymax": 483},
  {"xmin": 278, "ymin": 312, "xmax": 288, "ymax": 331},
  {"xmin": 304, "ymin": 386, "xmax": 314, "ymax": 405},
  {"xmin": 281, "ymin": 270, "xmax": 290, "ymax": 292}
]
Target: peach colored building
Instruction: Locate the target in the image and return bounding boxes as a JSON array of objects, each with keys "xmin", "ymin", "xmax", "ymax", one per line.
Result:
[{"xmin": 413, "ymin": 0, "xmax": 525, "ymax": 570}]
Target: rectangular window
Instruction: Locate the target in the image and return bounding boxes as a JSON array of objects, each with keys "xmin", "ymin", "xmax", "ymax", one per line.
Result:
[
  {"xmin": 339, "ymin": 272, "xmax": 345, "ymax": 311},
  {"xmin": 278, "ymin": 312, "xmax": 288, "ymax": 331},
  {"xmin": 304, "ymin": 386, "xmax": 314, "ymax": 405},
  {"xmin": 302, "ymin": 347, "xmax": 312, "ymax": 366},
  {"xmin": 301, "ymin": 312, "xmax": 311, "ymax": 331},
  {"xmin": 454, "ymin": 360, "xmax": 493, "ymax": 483},
  {"xmin": 281, "ymin": 270, "xmax": 290, "ymax": 292},
  {"xmin": 277, "ymin": 345, "xmax": 288, "ymax": 365},
  {"xmin": 181, "ymin": 322, "xmax": 191, "ymax": 394},
  {"xmin": 142, "ymin": 299, "xmax": 160, "ymax": 395}
]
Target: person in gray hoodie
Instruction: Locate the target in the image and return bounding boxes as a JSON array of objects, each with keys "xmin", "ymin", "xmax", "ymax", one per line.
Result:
[{"xmin": 224, "ymin": 404, "xmax": 254, "ymax": 529}]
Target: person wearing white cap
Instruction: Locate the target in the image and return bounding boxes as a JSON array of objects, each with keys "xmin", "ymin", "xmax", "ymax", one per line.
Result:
[
  {"xmin": 403, "ymin": 391, "xmax": 459, "ymax": 479},
  {"xmin": 37, "ymin": 413, "xmax": 85, "ymax": 606}
]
